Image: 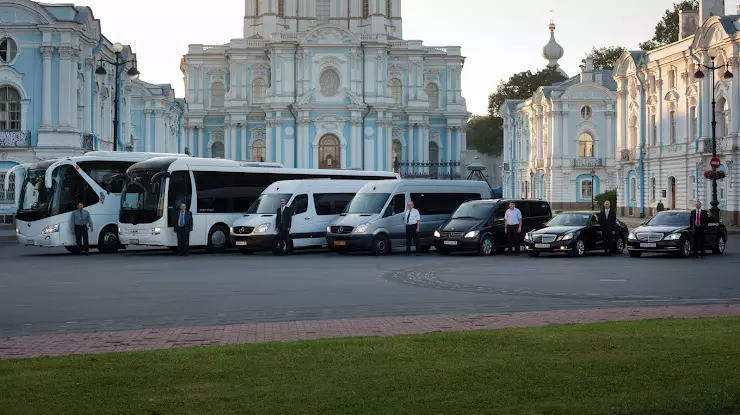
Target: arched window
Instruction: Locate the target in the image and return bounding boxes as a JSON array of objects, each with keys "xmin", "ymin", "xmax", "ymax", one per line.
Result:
[
  {"xmin": 577, "ymin": 133, "xmax": 594, "ymax": 158},
  {"xmin": 0, "ymin": 86, "xmax": 21, "ymax": 131},
  {"xmin": 669, "ymin": 111, "xmax": 676, "ymax": 144},
  {"xmin": 424, "ymin": 83, "xmax": 439, "ymax": 110},
  {"xmin": 717, "ymin": 97, "xmax": 729, "ymax": 137},
  {"xmin": 252, "ymin": 78, "xmax": 266, "ymax": 104},
  {"xmin": 0, "ymin": 38, "xmax": 17, "ymax": 63},
  {"xmin": 630, "ymin": 177, "xmax": 637, "ymax": 202},
  {"xmin": 690, "ymin": 105, "xmax": 698, "ymax": 141},
  {"xmin": 650, "ymin": 113, "xmax": 657, "ymax": 146},
  {"xmin": 251, "ymin": 139, "xmax": 266, "ymax": 161},
  {"xmin": 581, "ymin": 179, "xmax": 593, "ymax": 199},
  {"xmin": 650, "ymin": 177, "xmax": 656, "ymax": 200},
  {"xmin": 362, "ymin": 0, "xmax": 369, "ymax": 18},
  {"xmin": 211, "ymin": 81, "xmax": 225, "ymax": 108},
  {"xmin": 668, "ymin": 69, "xmax": 676, "ymax": 89},
  {"xmin": 392, "ymin": 139, "xmax": 402, "ymax": 173},
  {"xmin": 389, "ymin": 78, "xmax": 402, "ymax": 105},
  {"xmin": 580, "ymin": 105, "xmax": 592, "ymax": 120},
  {"xmin": 319, "ymin": 135, "xmax": 340, "ymax": 169},
  {"xmin": 211, "ymin": 141, "xmax": 225, "ymax": 158}
]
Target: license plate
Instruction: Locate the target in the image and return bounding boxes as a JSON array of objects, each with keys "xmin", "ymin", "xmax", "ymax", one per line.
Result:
[
  {"xmin": 535, "ymin": 243, "xmax": 550, "ymax": 249},
  {"xmin": 333, "ymin": 240, "xmax": 346, "ymax": 246},
  {"xmin": 235, "ymin": 241, "xmax": 247, "ymax": 246},
  {"xmin": 640, "ymin": 243, "xmax": 656, "ymax": 248},
  {"xmin": 443, "ymin": 240, "xmax": 458, "ymax": 246}
]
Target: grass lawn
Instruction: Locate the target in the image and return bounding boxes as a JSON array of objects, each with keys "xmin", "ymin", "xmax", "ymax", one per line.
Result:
[{"xmin": 2, "ymin": 318, "xmax": 740, "ymax": 415}]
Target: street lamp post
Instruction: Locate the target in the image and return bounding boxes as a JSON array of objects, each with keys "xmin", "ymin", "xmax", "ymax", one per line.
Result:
[
  {"xmin": 590, "ymin": 169, "xmax": 595, "ymax": 210},
  {"xmin": 694, "ymin": 57, "xmax": 733, "ymax": 220},
  {"xmin": 95, "ymin": 42, "xmax": 139, "ymax": 151},
  {"xmin": 529, "ymin": 170, "xmax": 534, "ymax": 199}
]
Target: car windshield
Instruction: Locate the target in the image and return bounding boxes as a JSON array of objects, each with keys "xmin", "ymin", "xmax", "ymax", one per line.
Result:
[
  {"xmin": 247, "ymin": 193, "xmax": 292, "ymax": 214},
  {"xmin": 646, "ymin": 211, "xmax": 690, "ymax": 227},
  {"xmin": 451, "ymin": 203, "xmax": 494, "ymax": 220},
  {"xmin": 343, "ymin": 193, "xmax": 390, "ymax": 214},
  {"xmin": 546, "ymin": 213, "xmax": 591, "ymax": 227}
]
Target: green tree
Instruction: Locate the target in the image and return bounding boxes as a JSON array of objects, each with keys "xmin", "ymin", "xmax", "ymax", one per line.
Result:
[
  {"xmin": 639, "ymin": 0, "xmax": 698, "ymax": 50},
  {"xmin": 466, "ymin": 115, "xmax": 503, "ymax": 156},
  {"xmin": 586, "ymin": 46, "xmax": 627, "ymax": 70},
  {"xmin": 487, "ymin": 66, "xmax": 568, "ymax": 118},
  {"xmin": 595, "ymin": 189, "xmax": 617, "ymax": 210}
]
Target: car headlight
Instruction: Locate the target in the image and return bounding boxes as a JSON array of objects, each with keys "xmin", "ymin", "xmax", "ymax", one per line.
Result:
[
  {"xmin": 354, "ymin": 224, "xmax": 369, "ymax": 233},
  {"xmin": 560, "ymin": 233, "xmax": 574, "ymax": 241},
  {"xmin": 15, "ymin": 227, "xmax": 19, "ymax": 234},
  {"xmin": 152, "ymin": 227, "xmax": 161, "ymax": 233},
  {"xmin": 326, "ymin": 226, "xmax": 331, "ymax": 233},
  {"xmin": 42, "ymin": 224, "xmax": 59, "ymax": 234},
  {"xmin": 464, "ymin": 230, "xmax": 479, "ymax": 238},
  {"xmin": 255, "ymin": 223, "xmax": 270, "ymax": 234},
  {"xmin": 628, "ymin": 232, "xmax": 636, "ymax": 240},
  {"xmin": 434, "ymin": 230, "xmax": 441, "ymax": 238},
  {"xmin": 664, "ymin": 233, "xmax": 681, "ymax": 241},
  {"xmin": 524, "ymin": 232, "xmax": 532, "ymax": 241}
]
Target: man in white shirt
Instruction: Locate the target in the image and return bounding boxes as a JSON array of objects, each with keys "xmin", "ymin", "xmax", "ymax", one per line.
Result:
[
  {"xmin": 404, "ymin": 200, "xmax": 421, "ymax": 255},
  {"xmin": 504, "ymin": 200, "xmax": 523, "ymax": 255}
]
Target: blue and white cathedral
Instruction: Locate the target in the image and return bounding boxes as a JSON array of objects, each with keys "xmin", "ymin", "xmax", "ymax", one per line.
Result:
[{"xmin": 180, "ymin": 0, "xmax": 470, "ymax": 172}]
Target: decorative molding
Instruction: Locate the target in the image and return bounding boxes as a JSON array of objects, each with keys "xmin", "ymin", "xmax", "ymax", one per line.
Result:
[
  {"xmin": 58, "ymin": 46, "xmax": 73, "ymax": 59},
  {"xmin": 40, "ymin": 46, "xmax": 54, "ymax": 59},
  {"xmin": 207, "ymin": 68, "xmax": 229, "ymax": 75},
  {"xmin": 314, "ymin": 55, "xmax": 346, "ymax": 67}
]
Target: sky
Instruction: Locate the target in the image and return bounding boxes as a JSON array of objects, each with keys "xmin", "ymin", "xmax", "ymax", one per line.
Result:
[{"xmin": 57, "ymin": 0, "xmax": 739, "ymax": 116}]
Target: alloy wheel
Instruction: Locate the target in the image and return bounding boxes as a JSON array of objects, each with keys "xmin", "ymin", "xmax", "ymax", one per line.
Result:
[{"xmin": 481, "ymin": 237, "xmax": 493, "ymax": 255}]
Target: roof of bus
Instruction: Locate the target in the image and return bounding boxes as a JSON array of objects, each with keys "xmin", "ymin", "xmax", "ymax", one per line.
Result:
[
  {"xmin": 265, "ymin": 179, "xmax": 377, "ymax": 193},
  {"xmin": 358, "ymin": 179, "xmax": 491, "ymax": 193}
]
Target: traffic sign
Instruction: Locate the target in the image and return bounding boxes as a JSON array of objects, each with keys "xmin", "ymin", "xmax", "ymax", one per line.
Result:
[{"xmin": 710, "ymin": 157, "xmax": 721, "ymax": 169}]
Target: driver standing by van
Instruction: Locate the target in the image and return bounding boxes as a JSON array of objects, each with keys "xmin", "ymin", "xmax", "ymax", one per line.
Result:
[
  {"xmin": 276, "ymin": 198, "xmax": 294, "ymax": 255},
  {"xmin": 404, "ymin": 200, "xmax": 421, "ymax": 255},
  {"xmin": 504, "ymin": 201, "xmax": 523, "ymax": 255}
]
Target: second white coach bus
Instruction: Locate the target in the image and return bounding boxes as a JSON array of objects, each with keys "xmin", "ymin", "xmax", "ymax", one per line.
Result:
[{"xmin": 117, "ymin": 157, "xmax": 400, "ymax": 252}]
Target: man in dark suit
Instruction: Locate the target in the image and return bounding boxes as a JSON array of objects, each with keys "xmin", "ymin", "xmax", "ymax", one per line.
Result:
[
  {"xmin": 173, "ymin": 203, "xmax": 193, "ymax": 256},
  {"xmin": 275, "ymin": 198, "xmax": 294, "ymax": 255},
  {"xmin": 599, "ymin": 200, "xmax": 617, "ymax": 256},
  {"xmin": 690, "ymin": 201, "xmax": 708, "ymax": 258}
]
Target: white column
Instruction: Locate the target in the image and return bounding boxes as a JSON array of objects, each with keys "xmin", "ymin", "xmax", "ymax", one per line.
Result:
[
  {"xmin": 446, "ymin": 126, "xmax": 452, "ymax": 161},
  {"xmin": 241, "ymin": 124, "xmax": 248, "ymax": 160},
  {"xmin": 386, "ymin": 124, "xmax": 393, "ymax": 171},
  {"xmin": 275, "ymin": 120, "xmax": 283, "ymax": 164},
  {"xmin": 616, "ymin": 87, "xmax": 624, "ymax": 150},
  {"xmin": 461, "ymin": 128, "xmax": 467, "ymax": 156},
  {"xmin": 70, "ymin": 50, "xmax": 79, "ymax": 129},
  {"xmin": 40, "ymin": 46, "xmax": 53, "ymax": 128},
  {"xmin": 562, "ymin": 110, "xmax": 569, "ymax": 157},
  {"xmin": 154, "ymin": 110, "xmax": 165, "ymax": 152},
  {"xmin": 606, "ymin": 111, "xmax": 613, "ymax": 161},
  {"xmin": 58, "ymin": 47, "xmax": 72, "ymax": 127},
  {"xmin": 266, "ymin": 122, "xmax": 274, "ymax": 162},
  {"xmin": 187, "ymin": 126, "xmax": 193, "ymax": 155},
  {"xmin": 144, "ymin": 110, "xmax": 152, "ymax": 152},
  {"xmin": 730, "ymin": 57, "xmax": 740, "ymax": 136},
  {"xmin": 302, "ymin": 121, "xmax": 311, "ymax": 168},
  {"xmin": 455, "ymin": 127, "xmax": 461, "ymax": 159},
  {"xmin": 422, "ymin": 124, "xmax": 429, "ymax": 173},
  {"xmin": 407, "ymin": 123, "xmax": 414, "ymax": 163},
  {"xmin": 196, "ymin": 126, "xmax": 202, "ymax": 157},
  {"xmin": 82, "ymin": 61, "xmax": 92, "ymax": 132},
  {"xmin": 376, "ymin": 120, "xmax": 384, "ymax": 171}
]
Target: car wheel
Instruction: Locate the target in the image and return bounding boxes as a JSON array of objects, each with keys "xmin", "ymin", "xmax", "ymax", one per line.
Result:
[
  {"xmin": 371, "ymin": 235, "xmax": 390, "ymax": 256},
  {"xmin": 206, "ymin": 224, "xmax": 230, "ymax": 253},
  {"xmin": 437, "ymin": 248, "xmax": 450, "ymax": 256},
  {"xmin": 528, "ymin": 251, "xmax": 540, "ymax": 257},
  {"xmin": 478, "ymin": 235, "xmax": 494, "ymax": 256},
  {"xmin": 613, "ymin": 237, "xmax": 626, "ymax": 254},
  {"xmin": 713, "ymin": 235, "xmax": 726, "ymax": 255},
  {"xmin": 675, "ymin": 239, "xmax": 692, "ymax": 258},
  {"xmin": 628, "ymin": 250, "xmax": 642, "ymax": 258},
  {"xmin": 65, "ymin": 246, "xmax": 82, "ymax": 254},
  {"xmin": 569, "ymin": 239, "xmax": 586, "ymax": 257},
  {"xmin": 97, "ymin": 226, "xmax": 120, "ymax": 254}
]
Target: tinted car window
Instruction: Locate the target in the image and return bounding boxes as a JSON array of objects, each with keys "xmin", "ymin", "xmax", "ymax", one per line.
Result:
[
  {"xmin": 411, "ymin": 193, "xmax": 482, "ymax": 215},
  {"xmin": 313, "ymin": 193, "xmax": 355, "ymax": 215},
  {"xmin": 493, "ymin": 203, "xmax": 507, "ymax": 220},
  {"xmin": 529, "ymin": 201, "xmax": 551, "ymax": 218},
  {"xmin": 390, "ymin": 194, "xmax": 405, "ymax": 215},
  {"xmin": 292, "ymin": 194, "xmax": 309, "ymax": 214}
]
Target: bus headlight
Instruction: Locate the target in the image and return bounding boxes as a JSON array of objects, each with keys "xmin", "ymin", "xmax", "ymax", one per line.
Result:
[
  {"xmin": 255, "ymin": 223, "xmax": 270, "ymax": 234},
  {"xmin": 464, "ymin": 230, "xmax": 479, "ymax": 238},
  {"xmin": 152, "ymin": 227, "xmax": 161, "ymax": 234},
  {"xmin": 42, "ymin": 224, "xmax": 59, "ymax": 234},
  {"xmin": 354, "ymin": 224, "xmax": 369, "ymax": 233}
]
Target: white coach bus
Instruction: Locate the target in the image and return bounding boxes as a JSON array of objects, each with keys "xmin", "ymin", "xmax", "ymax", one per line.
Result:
[
  {"xmin": 117, "ymin": 156, "xmax": 400, "ymax": 252},
  {"xmin": 11, "ymin": 151, "xmax": 189, "ymax": 253}
]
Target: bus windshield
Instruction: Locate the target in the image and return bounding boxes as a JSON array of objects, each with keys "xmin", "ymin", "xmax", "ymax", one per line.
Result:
[
  {"xmin": 343, "ymin": 193, "xmax": 390, "ymax": 214},
  {"xmin": 246, "ymin": 193, "xmax": 292, "ymax": 214},
  {"xmin": 16, "ymin": 169, "xmax": 54, "ymax": 221},
  {"xmin": 119, "ymin": 168, "xmax": 166, "ymax": 224},
  {"xmin": 16, "ymin": 166, "xmax": 99, "ymax": 222}
]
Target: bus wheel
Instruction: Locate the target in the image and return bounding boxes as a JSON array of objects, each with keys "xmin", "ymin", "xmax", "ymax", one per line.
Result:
[
  {"xmin": 97, "ymin": 226, "xmax": 120, "ymax": 254},
  {"xmin": 207, "ymin": 224, "xmax": 229, "ymax": 253}
]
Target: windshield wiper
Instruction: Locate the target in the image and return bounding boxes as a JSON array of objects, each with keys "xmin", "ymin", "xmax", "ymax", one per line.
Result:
[{"xmin": 453, "ymin": 216, "xmax": 479, "ymax": 219}]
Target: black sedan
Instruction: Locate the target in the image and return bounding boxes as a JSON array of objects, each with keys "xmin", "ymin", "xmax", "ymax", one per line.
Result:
[
  {"xmin": 627, "ymin": 210, "xmax": 727, "ymax": 258},
  {"xmin": 523, "ymin": 211, "xmax": 629, "ymax": 257}
]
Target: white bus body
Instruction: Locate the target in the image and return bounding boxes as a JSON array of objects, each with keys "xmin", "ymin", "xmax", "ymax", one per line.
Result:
[
  {"xmin": 14, "ymin": 151, "xmax": 188, "ymax": 253},
  {"xmin": 117, "ymin": 157, "xmax": 400, "ymax": 252},
  {"xmin": 230, "ymin": 179, "xmax": 372, "ymax": 253}
]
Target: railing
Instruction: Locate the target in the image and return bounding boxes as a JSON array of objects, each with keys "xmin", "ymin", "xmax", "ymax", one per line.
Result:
[
  {"xmin": 572, "ymin": 157, "xmax": 604, "ymax": 168},
  {"xmin": 0, "ymin": 131, "xmax": 31, "ymax": 148},
  {"xmin": 389, "ymin": 40, "xmax": 408, "ymax": 48},
  {"xmin": 394, "ymin": 161, "xmax": 461, "ymax": 179},
  {"xmin": 0, "ymin": 174, "xmax": 14, "ymax": 204},
  {"xmin": 619, "ymin": 148, "xmax": 639, "ymax": 162},
  {"xmin": 81, "ymin": 134, "xmax": 94, "ymax": 151},
  {"xmin": 701, "ymin": 137, "xmax": 729, "ymax": 154},
  {"xmin": 423, "ymin": 46, "xmax": 447, "ymax": 55},
  {"xmin": 535, "ymin": 158, "xmax": 545, "ymax": 169}
]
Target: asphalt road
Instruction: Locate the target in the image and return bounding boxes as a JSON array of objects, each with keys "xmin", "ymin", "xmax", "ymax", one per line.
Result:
[{"xmin": 1, "ymin": 239, "xmax": 739, "ymax": 337}]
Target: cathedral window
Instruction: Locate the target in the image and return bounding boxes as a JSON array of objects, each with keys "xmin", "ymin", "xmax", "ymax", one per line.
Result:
[
  {"xmin": 577, "ymin": 133, "xmax": 594, "ymax": 158},
  {"xmin": 255, "ymin": 0, "xmax": 262, "ymax": 15},
  {"xmin": 628, "ymin": 115, "xmax": 638, "ymax": 149},
  {"xmin": 0, "ymin": 86, "xmax": 21, "ymax": 131},
  {"xmin": 580, "ymin": 180, "xmax": 593, "ymax": 199},
  {"xmin": 362, "ymin": 0, "xmax": 369, "ymax": 18},
  {"xmin": 278, "ymin": 0, "xmax": 285, "ymax": 17},
  {"xmin": 252, "ymin": 78, "xmax": 266, "ymax": 104},
  {"xmin": 210, "ymin": 81, "xmax": 225, "ymax": 108},
  {"xmin": 718, "ymin": 98, "xmax": 729, "ymax": 137},
  {"xmin": 320, "ymin": 69, "xmax": 341, "ymax": 96},
  {"xmin": 690, "ymin": 105, "xmax": 697, "ymax": 140},
  {"xmin": 0, "ymin": 38, "xmax": 17, "ymax": 63},
  {"xmin": 630, "ymin": 177, "xmax": 637, "ymax": 202},
  {"xmin": 317, "ymin": 0, "xmax": 330, "ymax": 23},
  {"xmin": 668, "ymin": 69, "xmax": 676, "ymax": 90},
  {"xmin": 424, "ymin": 83, "xmax": 439, "ymax": 109},
  {"xmin": 392, "ymin": 139, "xmax": 402, "ymax": 173},
  {"xmin": 387, "ymin": 0, "xmax": 392, "ymax": 17},
  {"xmin": 580, "ymin": 105, "xmax": 591, "ymax": 120},
  {"xmin": 251, "ymin": 139, "xmax": 266, "ymax": 162},
  {"xmin": 211, "ymin": 141, "xmax": 225, "ymax": 159},
  {"xmin": 669, "ymin": 111, "xmax": 676, "ymax": 144},
  {"xmin": 650, "ymin": 178, "xmax": 656, "ymax": 200},
  {"xmin": 389, "ymin": 78, "xmax": 402, "ymax": 105}
]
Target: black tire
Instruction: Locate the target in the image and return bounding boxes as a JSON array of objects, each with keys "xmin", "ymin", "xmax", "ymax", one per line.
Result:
[
  {"xmin": 628, "ymin": 250, "xmax": 642, "ymax": 258},
  {"xmin": 676, "ymin": 239, "xmax": 692, "ymax": 258},
  {"xmin": 569, "ymin": 239, "xmax": 586, "ymax": 257},
  {"xmin": 612, "ymin": 237, "xmax": 626, "ymax": 254},
  {"xmin": 206, "ymin": 224, "xmax": 230, "ymax": 253},
  {"xmin": 712, "ymin": 235, "xmax": 726, "ymax": 255},
  {"xmin": 65, "ymin": 246, "xmax": 81, "ymax": 254},
  {"xmin": 437, "ymin": 248, "xmax": 450, "ymax": 256},
  {"xmin": 97, "ymin": 226, "xmax": 120, "ymax": 254},
  {"xmin": 528, "ymin": 251, "xmax": 540, "ymax": 257},
  {"xmin": 478, "ymin": 235, "xmax": 494, "ymax": 256},
  {"xmin": 371, "ymin": 235, "xmax": 390, "ymax": 256}
]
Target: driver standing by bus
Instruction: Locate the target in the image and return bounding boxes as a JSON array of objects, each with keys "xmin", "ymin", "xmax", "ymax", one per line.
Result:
[{"xmin": 71, "ymin": 202, "xmax": 93, "ymax": 255}]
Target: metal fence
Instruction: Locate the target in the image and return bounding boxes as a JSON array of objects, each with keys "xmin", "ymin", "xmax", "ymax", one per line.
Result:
[
  {"xmin": 0, "ymin": 131, "xmax": 31, "ymax": 148},
  {"xmin": 81, "ymin": 134, "xmax": 95, "ymax": 151},
  {"xmin": 0, "ymin": 173, "xmax": 15, "ymax": 204},
  {"xmin": 393, "ymin": 160, "xmax": 461, "ymax": 179}
]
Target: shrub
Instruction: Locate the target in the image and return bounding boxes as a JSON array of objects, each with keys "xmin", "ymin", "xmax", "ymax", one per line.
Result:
[{"xmin": 594, "ymin": 189, "xmax": 617, "ymax": 209}]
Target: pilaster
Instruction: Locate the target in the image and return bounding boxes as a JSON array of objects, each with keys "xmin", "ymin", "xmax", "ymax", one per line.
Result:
[
  {"xmin": 144, "ymin": 109, "xmax": 153, "ymax": 152},
  {"xmin": 58, "ymin": 46, "xmax": 73, "ymax": 129},
  {"xmin": 40, "ymin": 46, "xmax": 54, "ymax": 129}
]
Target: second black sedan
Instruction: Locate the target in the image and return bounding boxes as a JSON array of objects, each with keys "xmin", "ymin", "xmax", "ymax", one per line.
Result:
[
  {"xmin": 627, "ymin": 210, "xmax": 727, "ymax": 258},
  {"xmin": 523, "ymin": 211, "xmax": 629, "ymax": 257}
]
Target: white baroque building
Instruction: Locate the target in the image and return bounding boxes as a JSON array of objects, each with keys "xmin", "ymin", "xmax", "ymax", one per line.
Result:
[
  {"xmin": 180, "ymin": 0, "xmax": 469, "ymax": 175},
  {"xmin": 0, "ymin": 0, "xmax": 183, "ymax": 219},
  {"xmin": 501, "ymin": 21, "xmax": 618, "ymax": 208},
  {"xmin": 613, "ymin": 0, "xmax": 740, "ymax": 224}
]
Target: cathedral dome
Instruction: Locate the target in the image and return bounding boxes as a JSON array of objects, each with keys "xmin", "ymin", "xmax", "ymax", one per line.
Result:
[{"xmin": 542, "ymin": 21, "xmax": 564, "ymax": 67}]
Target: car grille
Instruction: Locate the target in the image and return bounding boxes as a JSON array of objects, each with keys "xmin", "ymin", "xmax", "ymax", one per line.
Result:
[
  {"xmin": 233, "ymin": 226, "xmax": 254, "ymax": 235},
  {"xmin": 636, "ymin": 232, "xmax": 663, "ymax": 242},
  {"xmin": 330, "ymin": 226, "xmax": 354, "ymax": 234},
  {"xmin": 533, "ymin": 234, "xmax": 557, "ymax": 243},
  {"xmin": 442, "ymin": 232, "xmax": 465, "ymax": 237}
]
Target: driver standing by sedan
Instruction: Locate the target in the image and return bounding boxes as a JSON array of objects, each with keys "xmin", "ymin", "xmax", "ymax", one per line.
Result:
[{"xmin": 599, "ymin": 200, "xmax": 616, "ymax": 256}]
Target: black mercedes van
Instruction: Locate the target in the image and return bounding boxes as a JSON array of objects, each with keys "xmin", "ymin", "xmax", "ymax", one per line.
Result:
[{"xmin": 433, "ymin": 199, "xmax": 552, "ymax": 255}]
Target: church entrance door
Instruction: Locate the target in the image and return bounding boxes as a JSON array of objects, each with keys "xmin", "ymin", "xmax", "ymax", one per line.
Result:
[{"xmin": 319, "ymin": 134, "xmax": 340, "ymax": 169}]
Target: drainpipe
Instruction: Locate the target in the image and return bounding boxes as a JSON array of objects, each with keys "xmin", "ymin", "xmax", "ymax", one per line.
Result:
[
  {"xmin": 287, "ymin": 43, "xmax": 299, "ymax": 167},
  {"xmin": 91, "ymin": 40, "xmax": 104, "ymax": 150},
  {"xmin": 361, "ymin": 44, "xmax": 372, "ymax": 170}
]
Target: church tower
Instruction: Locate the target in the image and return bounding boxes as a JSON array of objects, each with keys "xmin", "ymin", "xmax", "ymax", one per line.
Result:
[
  {"xmin": 699, "ymin": 0, "xmax": 725, "ymax": 23},
  {"xmin": 542, "ymin": 19, "xmax": 566, "ymax": 75}
]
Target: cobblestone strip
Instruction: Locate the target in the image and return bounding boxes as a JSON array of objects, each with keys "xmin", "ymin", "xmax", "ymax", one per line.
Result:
[{"xmin": 2, "ymin": 304, "xmax": 739, "ymax": 360}]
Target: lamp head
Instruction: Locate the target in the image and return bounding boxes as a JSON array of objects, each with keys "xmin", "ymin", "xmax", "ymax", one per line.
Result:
[
  {"xmin": 127, "ymin": 66, "xmax": 139, "ymax": 77},
  {"xmin": 694, "ymin": 69, "xmax": 705, "ymax": 79},
  {"xmin": 723, "ymin": 70, "xmax": 734, "ymax": 80},
  {"xmin": 95, "ymin": 59, "xmax": 107, "ymax": 76},
  {"xmin": 112, "ymin": 42, "xmax": 124, "ymax": 54}
]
